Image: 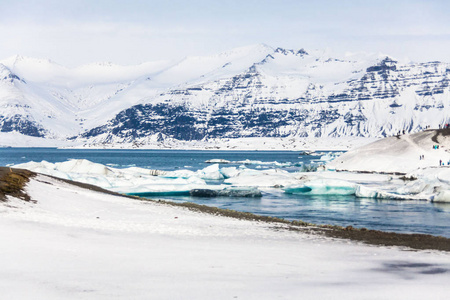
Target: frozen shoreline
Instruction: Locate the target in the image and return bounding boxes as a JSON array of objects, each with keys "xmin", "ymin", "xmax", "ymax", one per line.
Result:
[
  {"xmin": 0, "ymin": 132, "xmax": 376, "ymax": 151},
  {"xmin": 1, "ymin": 169, "xmax": 449, "ymax": 299}
]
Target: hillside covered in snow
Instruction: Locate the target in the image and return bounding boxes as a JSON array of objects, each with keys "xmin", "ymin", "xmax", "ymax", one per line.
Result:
[
  {"xmin": 329, "ymin": 128, "xmax": 450, "ymax": 173},
  {"xmin": 0, "ymin": 44, "xmax": 449, "ymax": 147}
]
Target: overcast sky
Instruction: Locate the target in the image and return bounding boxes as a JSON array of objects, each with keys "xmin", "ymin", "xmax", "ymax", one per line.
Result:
[{"xmin": 0, "ymin": 0, "xmax": 449, "ymax": 66}]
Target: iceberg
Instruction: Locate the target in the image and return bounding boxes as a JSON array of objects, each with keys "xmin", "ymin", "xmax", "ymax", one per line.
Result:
[
  {"xmin": 162, "ymin": 169, "xmax": 197, "ymax": 179},
  {"xmin": 432, "ymin": 191, "xmax": 450, "ymax": 203},
  {"xmin": 220, "ymin": 166, "xmax": 240, "ymax": 179},
  {"xmin": 236, "ymin": 159, "xmax": 291, "ymax": 167},
  {"xmin": 190, "ymin": 187, "xmax": 262, "ymax": 198},
  {"xmin": 355, "ymin": 185, "xmax": 378, "ymax": 198},
  {"xmin": 224, "ymin": 168, "xmax": 298, "ymax": 188},
  {"xmin": 284, "ymin": 179, "xmax": 356, "ymax": 195},
  {"xmin": 195, "ymin": 164, "xmax": 224, "ymax": 180},
  {"xmin": 205, "ymin": 159, "xmax": 231, "ymax": 164},
  {"xmin": 128, "ymin": 190, "xmax": 191, "ymax": 197},
  {"xmin": 13, "ymin": 157, "xmax": 450, "ymax": 204},
  {"xmin": 319, "ymin": 152, "xmax": 343, "ymax": 162}
]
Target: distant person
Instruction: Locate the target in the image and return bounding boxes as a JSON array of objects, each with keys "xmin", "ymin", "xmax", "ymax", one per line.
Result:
[{"xmin": 440, "ymin": 159, "xmax": 442, "ymax": 166}]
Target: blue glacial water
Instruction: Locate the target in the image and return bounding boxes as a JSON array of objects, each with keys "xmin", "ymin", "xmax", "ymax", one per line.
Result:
[{"xmin": 1, "ymin": 147, "xmax": 449, "ymax": 237}]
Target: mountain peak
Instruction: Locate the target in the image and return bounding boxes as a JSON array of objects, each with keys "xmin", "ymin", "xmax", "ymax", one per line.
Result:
[
  {"xmin": 274, "ymin": 47, "xmax": 309, "ymax": 56},
  {"xmin": 2, "ymin": 55, "xmax": 60, "ymax": 68},
  {"xmin": 366, "ymin": 56, "xmax": 398, "ymax": 72},
  {"xmin": 0, "ymin": 63, "xmax": 24, "ymax": 83}
]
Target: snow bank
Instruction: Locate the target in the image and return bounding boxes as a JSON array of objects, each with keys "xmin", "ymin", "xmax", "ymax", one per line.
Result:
[
  {"xmin": 0, "ymin": 174, "xmax": 449, "ymax": 299},
  {"xmin": 328, "ymin": 129, "xmax": 450, "ymax": 174}
]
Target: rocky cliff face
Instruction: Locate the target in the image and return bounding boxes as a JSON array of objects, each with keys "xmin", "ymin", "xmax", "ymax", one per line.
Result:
[
  {"xmin": 79, "ymin": 51, "xmax": 450, "ymax": 144},
  {"xmin": 0, "ymin": 64, "xmax": 48, "ymax": 137}
]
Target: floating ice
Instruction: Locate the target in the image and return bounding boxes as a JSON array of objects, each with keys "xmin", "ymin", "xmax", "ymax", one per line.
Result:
[
  {"xmin": 284, "ymin": 179, "xmax": 356, "ymax": 195},
  {"xmin": 298, "ymin": 151, "xmax": 316, "ymax": 156},
  {"xmin": 236, "ymin": 159, "xmax": 291, "ymax": 167},
  {"xmin": 13, "ymin": 158, "xmax": 450, "ymax": 203},
  {"xmin": 225, "ymin": 168, "xmax": 298, "ymax": 188},
  {"xmin": 163, "ymin": 169, "xmax": 196, "ymax": 179},
  {"xmin": 319, "ymin": 152, "xmax": 343, "ymax": 162},
  {"xmin": 196, "ymin": 164, "xmax": 224, "ymax": 180},
  {"xmin": 433, "ymin": 191, "xmax": 450, "ymax": 203},
  {"xmin": 205, "ymin": 159, "xmax": 231, "ymax": 164},
  {"xmin": 128, "ymin": 190, "xmax": 191, "ymax": 197},
  {"xmin": 122, "ymin": 166, "xmax": 167, "ymax": 176},
  {"xmin": 220, "ymin": 167, "xmax": 240, "ymax": 178},
  {"xmin": 299, "ymin": 163, "xmax": 319, "ymax": 172},
  {"xmin": 205, "ymin": 158, "xmax": 291, "ymax": 167},
  {"xmin": 190, "ymin": 187, "xmax": 262, "ymax": 198},
  {"xmin": 355, "ymin": 185, "xmax": 378, "ymax": 198}
]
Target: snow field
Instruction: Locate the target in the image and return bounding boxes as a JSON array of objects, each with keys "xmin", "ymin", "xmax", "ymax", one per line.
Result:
[{"xmin": 0, "ymin": 174, "xmax": 449, "ymax": 299}]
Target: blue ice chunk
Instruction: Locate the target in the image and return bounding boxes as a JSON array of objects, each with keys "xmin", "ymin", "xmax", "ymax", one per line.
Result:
[
  {"xmin": 127, "ymin": 190, "xmax": 190, "ymax": 197},
  {"xmin": 284, "ymin": 180, "xmax": 356, "ymax": 195},
  {"xmin": 190, "ymin": 187, "xmax": 262, "ymax": 198}
]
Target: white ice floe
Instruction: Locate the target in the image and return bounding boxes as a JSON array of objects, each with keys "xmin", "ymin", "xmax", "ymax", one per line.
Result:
[
  {"xmin": 433, "ymin": 190, "xmax": 450, "ymax": 203},
  {"xmin": 205, "ymin": 158, "xmax": 293, "ymax": 167},
  {"xmin": 13, "ymin": 141, "xmax": 450, "ymax": 203},
  {"xmin": 284, "ymin": 179, "xmax": 356, "ymax": 195},
  {"xmin": 195, "ymin": 163, "xmax": 224, "ymax": 180},
  {"xmin": 0, "ymin": 174, "xmax": 449, "ymax": 299},
  {"xmin": 204, "ymin": 159, "xmax": 231, "ymax": 164}
]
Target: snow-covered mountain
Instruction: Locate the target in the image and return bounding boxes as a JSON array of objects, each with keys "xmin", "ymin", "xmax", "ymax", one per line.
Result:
[{"xmin": 1, "ymin": 44, "xmax": 449, "ymax": 146}]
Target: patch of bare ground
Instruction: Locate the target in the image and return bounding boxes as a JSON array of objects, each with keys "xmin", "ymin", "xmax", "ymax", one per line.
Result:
[
  {"xmin": 1, "ymin": 167, "xmax": 449, "ymax": 251},
  {"xmin": 431, "ymin": 128, "xmax": 450, "ymax": 143},
  {"xmin": 0, "ymin": 167, "xmax": 35, "ymax": 202}
]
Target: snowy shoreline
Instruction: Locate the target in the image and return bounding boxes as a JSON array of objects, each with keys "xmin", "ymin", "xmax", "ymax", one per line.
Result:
[
  {"xmin": 2, "ymin": 166, "xmax": 450, "ymax": 247},
  {"xmin": 1, "ymin": 168, "xmax": 450, "ymax": 299},
  {"xmin": 0, "ymin": 132, "xmax": 376, "ymax": 151}
]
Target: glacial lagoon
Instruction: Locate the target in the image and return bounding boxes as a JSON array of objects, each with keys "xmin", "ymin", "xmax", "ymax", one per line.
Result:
[{"xmin": 1, "ymin": 148, "xmax": 449, "ymax": 237}]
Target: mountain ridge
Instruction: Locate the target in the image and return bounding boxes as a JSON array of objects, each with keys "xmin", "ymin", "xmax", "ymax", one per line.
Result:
[{"xmin": 0, "ymin": 44, "xmax": 449, "ymax": 147}]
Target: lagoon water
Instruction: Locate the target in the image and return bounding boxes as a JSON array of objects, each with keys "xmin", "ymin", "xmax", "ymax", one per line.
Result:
[{"xmin": 1, "ymin": 147, "xmax": 449, "ymax": 237}]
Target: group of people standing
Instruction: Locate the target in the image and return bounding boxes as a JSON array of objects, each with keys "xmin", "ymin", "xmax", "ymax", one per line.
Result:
[{"xmin": 438, "ymin": 160, "xmax": 449, "ymax": 166}]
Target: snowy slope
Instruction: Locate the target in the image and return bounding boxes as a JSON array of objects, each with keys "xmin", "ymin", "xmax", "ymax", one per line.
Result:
[
  {"xmin": 1, "ymin": 45, "xmax": 450, "ymax": 146},
  {"xmin": 78, "ymin": 52, "xmax": 450, "ymax": 146},
  {"xmin": 328, "ymin": 129, "xmax": 450, "ymax": 174},
  {"xmin": 1, "ymin": 174, "xmax": 449, "ymax": 299}
]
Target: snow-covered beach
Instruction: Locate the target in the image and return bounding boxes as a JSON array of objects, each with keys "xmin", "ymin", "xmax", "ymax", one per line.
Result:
[{"xmin": 1, "ymin": 169, "xmax": 449, "ymax": 300}]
